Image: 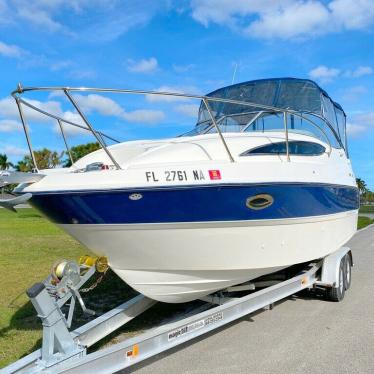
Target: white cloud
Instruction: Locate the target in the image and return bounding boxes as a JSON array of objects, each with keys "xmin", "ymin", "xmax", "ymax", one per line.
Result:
[
  {"xmin": 146, "ymin": 85, "xmax": 200, "ymax": 102},
  {"xmin": 191, "ymin": 0, "xmax": 285, "ymax": 27},
  {"xmin": 59, "ymin": 111, "xmax": 89, "ymax": 136},
  {"xmin": 74, "ymin": 94, "xmax": 124, "ymax": 116},
  {"xmin": 0, "ymin": 96, "xmax": 63, "ymax": 122},
  {"xmin": 68, "ymin": 69, "xmax": 97, "ymax": 79},
  {"xmin": 2, "ymin": 145, "xmax": 28, "ymax": 157},
  {"xmin": 329, "ymin": 0, "xmax": 374, "ymax": 30},
  {"xmin": 353, "ymin": 112, "xmax": 374, "ymax": 127},
  {"xmin": 172, "ymin": 64, "xmax": 195, "ymax": 73},
  {"xmin": 72, "ymin": 93, "xmax": 165, "ymax": 123},
  {"xmin": 0, "ymin": 1, "xmax": 170, "ymax": 41},
  {"xmin": 17, "ymin": 6, "xmax": 64, "ymax": 32},
  {"xmin": 342, "ymin": 85, "xmax": 367, "ymax": 101},
  {"xmin": 0, "ymin": 41, "xmax": 25, "ymax": 58},
  {"xmin": 0, "ymin": 119, "xmax": 22, "ymax": 133},
  {"xmin": 0, "ymin": 1, "xmax": 11, "ymax": 26},
  {"xmin": 175, "ymin": 104, "xmax": 200, "ymax": 118},
  {"xmin": 0, "ymin": 92, "xmax": 166, "ymax": 140},
  {"xmin": 309, "ymin": 65, "xmax": 373, "ymax": 83},
  {"xmin": 190, "ymin": 0, "xmax": 374, "ymax": 40},
  {"xmin": 346, "ymin": 122, "xmax": 366, "ymax": 136},
  {"xmin": 121, "ymin": 109, "xmax": 165, "ymax": 123},
  {"xmin": 345, "ymin": 66, "xmax": 373, "ymax": 78},
  {"xmin": 247, "ymin": 1, "xmax": 330, "ymax": 39},
  {"xmin": 309, "ymin": 65, "xmax": 340, "ymax": 83},
  {"xmin": 50, "ymin": 60, "xmax": 73, "ymax": 71},
  {"xmin": 127, "ymin": 57, "xmax": 159, "ymax": 73},
  {"xmin": 347, "ymin": 111, "xmax": 374, "ymax": 136},
  {"xmin": 77, "ymin": 1, "xmax": 170, "ymax": 42}
]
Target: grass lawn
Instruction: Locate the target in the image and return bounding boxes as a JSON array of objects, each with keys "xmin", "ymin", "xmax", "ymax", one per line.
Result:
[
  {"xmin": 358, "ymin": 216, "xmax": 374, "ymax": 230},
  {"xmin": 0, "ymin": 209, "xmax": 193, "ymax": 368},
  {"xmin": 0, "ymin": 209, "xmax": 89, "ymax": 367},
  {"xmin": 359, "ymin": 205, "xmax": 374, "ymax": 214}
]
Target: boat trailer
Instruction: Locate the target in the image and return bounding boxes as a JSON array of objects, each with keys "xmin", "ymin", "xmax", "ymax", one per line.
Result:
[{"xmin": 2, "ymin": 247, "xmax": 353, "ymax": 374}]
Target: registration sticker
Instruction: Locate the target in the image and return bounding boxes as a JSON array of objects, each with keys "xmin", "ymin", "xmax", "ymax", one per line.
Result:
[{"xmin": 208, "ymin": 170, "xmax": 221, "ymax": 180}]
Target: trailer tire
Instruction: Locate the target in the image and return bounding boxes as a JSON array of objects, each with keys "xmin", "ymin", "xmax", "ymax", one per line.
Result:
[
  {"xmin": 344, "ymin": 253, "xmax": 352, "ymax": 290},
  {"xmin": 326, "ymin": 258, "xmax": 345, "ymax": 302}
]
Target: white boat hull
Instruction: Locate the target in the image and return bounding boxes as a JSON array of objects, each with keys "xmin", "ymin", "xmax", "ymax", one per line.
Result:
[{"xmin": 60, "ymin": 210, "xmax": 357, "ymax": 303}]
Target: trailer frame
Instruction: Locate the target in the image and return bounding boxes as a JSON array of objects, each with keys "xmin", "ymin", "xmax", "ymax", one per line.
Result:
[{"xmin": 2, "ymin": 247, "xmax": 353, "ymax": 374}]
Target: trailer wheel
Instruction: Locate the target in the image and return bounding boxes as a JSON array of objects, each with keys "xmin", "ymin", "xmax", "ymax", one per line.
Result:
[
  {"xmin": 344, "ymin": 254, "xmax": 352, "ymax": 290},
  {"xmin": 327, "ymin": 258, "xmax": 345, "ymax": 302}
]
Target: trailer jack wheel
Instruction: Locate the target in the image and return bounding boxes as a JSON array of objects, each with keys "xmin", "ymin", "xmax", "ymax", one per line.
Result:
[{"xmin": 326, "ymin": 256, "xmax": 346, "ymax": 302}]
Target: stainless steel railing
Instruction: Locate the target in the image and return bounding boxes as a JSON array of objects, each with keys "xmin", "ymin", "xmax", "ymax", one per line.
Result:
[{"xmin": 11, "ymin": 84, "xmax": 337, "ymax": 171}]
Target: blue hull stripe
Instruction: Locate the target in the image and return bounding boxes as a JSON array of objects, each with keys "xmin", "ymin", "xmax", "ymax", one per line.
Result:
[{"xmin": 29, "ymin": 183, "xmax": 359, "ymax": 225}]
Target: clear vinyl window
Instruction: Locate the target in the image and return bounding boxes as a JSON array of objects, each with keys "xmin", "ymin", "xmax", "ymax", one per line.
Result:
[{"xmin": 240, "ymin": 141, "xmax": 326, "ymax": 156}]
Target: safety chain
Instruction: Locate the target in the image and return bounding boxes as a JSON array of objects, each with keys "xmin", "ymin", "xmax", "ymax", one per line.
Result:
[{"xmin": 80, "ymin": 268, "xmax": 108, "ymax": 293}]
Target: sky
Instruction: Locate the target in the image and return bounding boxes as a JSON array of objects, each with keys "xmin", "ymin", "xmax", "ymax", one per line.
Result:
[{"xmin": 0, "ymin": 0, "xmax": 373, "ymax": 188}]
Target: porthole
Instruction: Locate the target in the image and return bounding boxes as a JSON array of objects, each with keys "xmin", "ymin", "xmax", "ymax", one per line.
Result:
[{"xmin": 246, "ymin": 194, "xmax": 274, "ymax": 210}]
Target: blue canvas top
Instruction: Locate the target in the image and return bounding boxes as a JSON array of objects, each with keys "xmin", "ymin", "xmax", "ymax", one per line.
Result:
[
  {"xmin": 205, "ymin": 77, "xmax": 345, "ymax": 117},
  {"xmin": 191, "ymin": 78, "xmax": 347, "ymax": 149}
]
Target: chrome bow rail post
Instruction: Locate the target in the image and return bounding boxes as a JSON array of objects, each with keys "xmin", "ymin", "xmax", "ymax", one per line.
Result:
[
  {"xmin": 283, "ymin": 112, "xmax": 290, "ymax": 162},
  {"xmin": 57, "ymin": 119, "xmax": 74, "ymax": 165},
  {"xmin": 63, "ymin": 89, "xmax": 122, "ymax": 170},
  {"xmin": 202, "ymin": 98, "xmax": 235, "ymax": 163},
  {"xmin": 14, "ymin": 96, "xmax": 38, "ymax": 171},
  {"xmin": 11, "ymin": 83, "xmax": 339, "ymax": 170}
]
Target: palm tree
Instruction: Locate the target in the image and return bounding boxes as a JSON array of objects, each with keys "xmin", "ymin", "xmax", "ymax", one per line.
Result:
[
  {"xmin": 0, "ymin": 153, "xmax": 13, "ymax": 170},
  {"xmin": 356, "ymin": 177, "xmax": 368, "ymax": 196},
  {"xmin": 0, "ymin": 153, "xmax": 14, "ymax": 197}
]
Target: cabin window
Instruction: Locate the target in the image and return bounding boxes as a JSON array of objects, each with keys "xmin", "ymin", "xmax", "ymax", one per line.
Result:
[{"xmin": 241, "ymin": 141, "xmax": 326, "ymax": 156}]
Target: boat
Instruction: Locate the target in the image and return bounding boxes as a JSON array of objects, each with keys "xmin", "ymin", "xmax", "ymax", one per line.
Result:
[{"xmin": 7, "ymin": 78, "xmax": 359, "ymax": 303}]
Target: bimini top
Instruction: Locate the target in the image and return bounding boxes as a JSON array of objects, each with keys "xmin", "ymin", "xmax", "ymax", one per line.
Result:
[
  {"xmin": 205, "ymin": 77, "xmax": 344, "ymax": 117},
  {"xmin": 195, "ymin": 77, "xmax": 347, "ymax": 149},
  {"xmin": 207, "ymin": 78, "xmax": 344, "ymax": 116}
]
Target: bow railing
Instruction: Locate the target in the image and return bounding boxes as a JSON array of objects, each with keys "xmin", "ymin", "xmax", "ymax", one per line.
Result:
[{"xmin": 11, "ymin": 84, "xmax": 336, "ymax": 171}]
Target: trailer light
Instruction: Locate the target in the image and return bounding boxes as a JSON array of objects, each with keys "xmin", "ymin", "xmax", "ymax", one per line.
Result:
[{"xmin": 126, "ymin": 344, "xmax": 139, "ymax": 358}]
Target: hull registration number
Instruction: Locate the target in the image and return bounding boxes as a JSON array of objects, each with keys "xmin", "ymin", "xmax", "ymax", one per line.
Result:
[{"xmin": 145, "ymin": 169, "xmax": 221, "ymax": 183}]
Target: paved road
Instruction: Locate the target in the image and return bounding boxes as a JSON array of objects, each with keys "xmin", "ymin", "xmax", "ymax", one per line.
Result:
[{"xmin": 126, "ymin": 225, "xmax": 374, "ymax": 374}]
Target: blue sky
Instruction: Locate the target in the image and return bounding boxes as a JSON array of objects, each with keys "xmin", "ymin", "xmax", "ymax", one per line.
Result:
[{"xmin": 0, "ymin": 0, "xmax": 373, "ymax": 188}]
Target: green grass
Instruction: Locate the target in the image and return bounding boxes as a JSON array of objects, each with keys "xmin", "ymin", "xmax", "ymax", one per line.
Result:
[
  {"xmin": 0, "ymin": 209, "xmax": 196, "ymax": 368},
  {"xmin": 0, "ymin": 209, "xmax": 89, "ymax": 367},
  {"xmin": 359, "ymin": 205, "xmax": 374, "ymax": 214},
  {"xmin": 358, "ymin": 216, "xmax": 374, "ymax": 230}
]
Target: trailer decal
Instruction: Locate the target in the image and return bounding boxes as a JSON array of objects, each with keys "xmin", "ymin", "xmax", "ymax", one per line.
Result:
[{"xmin": 168, "ymin": 312, "xmax": 223, "ymax": 341}]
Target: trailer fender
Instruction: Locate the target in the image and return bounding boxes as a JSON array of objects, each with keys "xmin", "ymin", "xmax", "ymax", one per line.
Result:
[{"xmin": 319, "ymin": 246, "xmax": 352, "ymax": 287}]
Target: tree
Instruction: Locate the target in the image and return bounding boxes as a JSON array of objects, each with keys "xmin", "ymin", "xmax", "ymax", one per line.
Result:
[
  {"xmin": 0, "ymin": 153, "xmax": 14, "ymax": 170},
  {"xmin": 15, "ymin": 148, "xmax": 64, "ymax": 171},
  {"xmin": 15, "ymin": 159, "xmax": 31, "ymax": 172},
  {"xmin": 356, "ymin": 178, "xmax": 368, "ymax": 196},
  {"xmin": 0, "ymin": 154, "xmax": 14, "ymax": 196},
  {"xmin": 64, "ymin": 142, "xmax": 100, "ymax": 167}
]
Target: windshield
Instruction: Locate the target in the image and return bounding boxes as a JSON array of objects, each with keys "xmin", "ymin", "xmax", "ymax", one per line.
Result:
[{"xmin": 181, "ymin": 110, "xmax": 341, "ymax": 148}]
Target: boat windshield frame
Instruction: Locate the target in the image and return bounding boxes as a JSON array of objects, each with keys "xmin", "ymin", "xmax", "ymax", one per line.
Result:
[{"xmin": 11, "ymin": 84, "xmax": 344, "ymax": 171}]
